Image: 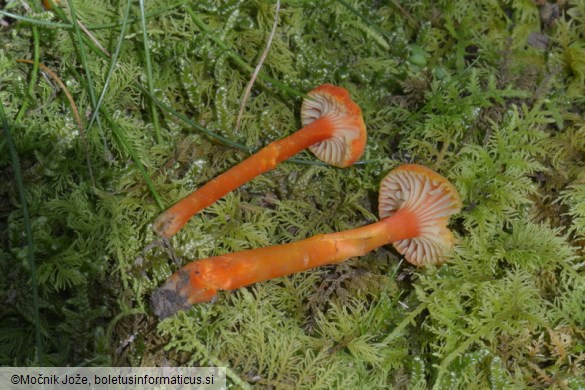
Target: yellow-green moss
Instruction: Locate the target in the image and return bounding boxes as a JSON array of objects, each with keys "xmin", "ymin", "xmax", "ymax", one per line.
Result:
[{"xmin": 1, "ymin": 0, "xmax": 584, "ymax": 388}]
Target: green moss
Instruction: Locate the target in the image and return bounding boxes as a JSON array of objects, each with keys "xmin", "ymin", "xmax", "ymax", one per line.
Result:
[{"xmin": 1, "ymin": 0, "xmax": 584, "ymax": 387}]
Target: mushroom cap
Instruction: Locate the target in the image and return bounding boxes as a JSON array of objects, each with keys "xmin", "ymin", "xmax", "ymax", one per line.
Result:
[
  {"xmin": 300, "ymin": 84, "xmax": 367, "ymax": 167},
  {"xmin": 378, "ymin": 164, "xmax": 462, "ymax": 266}
]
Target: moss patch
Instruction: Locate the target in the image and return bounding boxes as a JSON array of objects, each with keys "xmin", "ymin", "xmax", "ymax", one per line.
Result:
[{"xmin": 1, "ymin": 0, "xmax": 584, "ymax": 388}]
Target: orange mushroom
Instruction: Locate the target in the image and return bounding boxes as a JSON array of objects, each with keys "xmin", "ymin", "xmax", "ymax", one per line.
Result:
[
  {"xmin": 153, "ymin": 84, "xmax": 367, "ymax": 239},
  {"xmin": 151, "ymin": 164, "xmax": 462, "ymax": 318}
]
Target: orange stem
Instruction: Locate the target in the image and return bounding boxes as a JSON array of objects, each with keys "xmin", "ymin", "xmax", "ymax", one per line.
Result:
[
  {"xmin": 153, "ymin": 116, "xmax": 336, "ymax": 238},
  {"xmin": 151, "ymin": 209, "xmax": 419, "ymax": 317}
]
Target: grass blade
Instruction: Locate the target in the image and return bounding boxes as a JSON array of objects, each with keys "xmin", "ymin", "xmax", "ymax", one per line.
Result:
[
  {"xmin": 138, "ymin": 0, "xmax": 162, "ymax": 143},
  {"xmin": 14, "ymin": 25, "xmax": 40, "ymax": 123},
  {"xmin": 0, "ymin": 103, "xmax": 43, "ymax": 365},
  {"xmin": 86, "ymin": 0, "xmax": 132, "ymax": 133},
  {"xmin": 57, "ymin": 0, "xmax": 111, "ymax": 162},
  {"xmin": 0, "ymin": 1, "xmax": 189, "ymax": 30},
  {"xmin": 0, "ymin": 10, "xmax": 71, "ymax": 28}
]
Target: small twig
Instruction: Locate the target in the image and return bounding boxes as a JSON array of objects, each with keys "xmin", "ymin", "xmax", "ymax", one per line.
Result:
[
  {"xmin": 16, "ymin": 59, "xmax": 96, "ymax": 188},
  {"xmin": 235, "ymin": 0, "xmax": 280, "ymax": 132},
  {"xmin": 388, "ymin": 0, "xmax": 418, "ymax": 28},
  {"xmin": 76, "ymin": 19, "xmax": 111, "ymax": 58}
]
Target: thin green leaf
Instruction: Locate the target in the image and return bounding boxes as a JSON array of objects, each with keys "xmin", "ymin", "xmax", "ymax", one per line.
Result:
[
  {"xmin": 86, "ymin": 0, "xmax": 132, "ymax": 133},
  {"xmin": 138, "ymin": 0, "xmax": 162, "ymax": 144}
]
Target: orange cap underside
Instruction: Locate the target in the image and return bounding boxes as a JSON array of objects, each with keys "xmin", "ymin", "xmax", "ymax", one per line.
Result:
[{"xmin": 307, "ymin": 84, "xmax": 367, "ymax": 166}]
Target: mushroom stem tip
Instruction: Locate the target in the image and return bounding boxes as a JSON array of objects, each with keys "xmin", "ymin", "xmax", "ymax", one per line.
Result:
[{"xmin": 150, "ymin": 287, "xmax": 191, "ymax": 319}]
